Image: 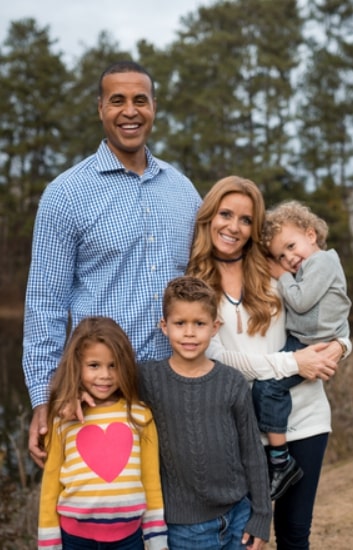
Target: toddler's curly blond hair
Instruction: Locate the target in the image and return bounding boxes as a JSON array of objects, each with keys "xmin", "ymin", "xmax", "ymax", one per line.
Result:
[{"xmin": 261, "ymin": 200, "xmax": 328, "ymax": 252}]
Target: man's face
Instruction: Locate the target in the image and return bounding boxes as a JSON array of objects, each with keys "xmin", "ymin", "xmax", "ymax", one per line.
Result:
[{"xmin": 98, "ymin": 71, "xmax": 156, "ymax": 161}]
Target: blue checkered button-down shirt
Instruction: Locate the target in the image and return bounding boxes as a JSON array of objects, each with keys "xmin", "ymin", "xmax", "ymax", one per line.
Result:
[{"xmin": 23, "ymin": 140, "xmax": 202, "ymax": 407}]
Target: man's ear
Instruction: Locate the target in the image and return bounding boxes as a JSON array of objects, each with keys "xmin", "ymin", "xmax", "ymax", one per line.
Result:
[{"xmin": 97, "ymin": 96, "xmax": 103, "ymax": 121}]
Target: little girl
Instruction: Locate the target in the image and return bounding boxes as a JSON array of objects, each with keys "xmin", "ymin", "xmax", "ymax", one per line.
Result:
[{"xmin": 38, "ymin": 316, "xmax": 168, "ymax": 550}]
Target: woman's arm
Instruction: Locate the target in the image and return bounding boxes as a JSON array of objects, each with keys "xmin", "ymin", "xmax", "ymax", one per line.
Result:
[{"xmin": 207, "ymin": 333, "xmax": 338, "ymax": 382}]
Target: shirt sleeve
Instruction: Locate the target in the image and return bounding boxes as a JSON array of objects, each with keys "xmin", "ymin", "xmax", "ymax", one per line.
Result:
[
  {"xmin": 38, "ymin": 422, "xmax": 64, "ymax": 549},
  {"xmin": 337, "ymin": 337, "xmax": 352, "ymax": 359},
  {"xmin": 23, "ymin": 184, "xmax": 76, "ymax": 407},
  {"xmin": 278, "ymin": 253, "xmax": 338, "ymax": 313},
  {"xmin": 206, "ymin": 332, "xmax": 299, "ymax": 381},
  {"xmin": 140, "ymin": 412, "xmax": 168, "ymax": 550}
]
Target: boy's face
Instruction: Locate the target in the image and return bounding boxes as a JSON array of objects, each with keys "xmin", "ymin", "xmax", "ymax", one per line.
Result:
[
  {"xmin": 160, "ymin": 300, "xmax": 219, "ymax": 364},
  {"xmin": 269, "ymin": 223, "xmax": 320, "ymax": 273}
]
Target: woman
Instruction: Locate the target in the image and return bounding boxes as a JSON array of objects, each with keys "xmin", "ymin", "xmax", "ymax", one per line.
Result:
[{"xmin": 187, "ymin": 175, "xmax": 350, "ymax": 550}]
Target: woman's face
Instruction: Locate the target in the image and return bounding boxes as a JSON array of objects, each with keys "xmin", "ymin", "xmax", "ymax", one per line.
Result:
[{"xmin": 210, "ymin": 192, "xmax": 253, "ymax": 259}]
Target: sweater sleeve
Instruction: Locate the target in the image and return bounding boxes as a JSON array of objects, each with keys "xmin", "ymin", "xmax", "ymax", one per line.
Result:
[
  {"xmin": 207, "ymin": 332, "xmax": 298, "ymax": 381},
  {"xmin": 140, "ymin": 411, "xmax": 168, "ymax": 550},
  {"xmin": 231, "ymin": 378, "xmax": 272, "ymax": 541},
  {"xmin": 38, "ymin": 422, "xmax": 64, "ymax": 549},
  {"xmin": 277, "ymin": 252, "xmax": 341, "ymax": 313}
]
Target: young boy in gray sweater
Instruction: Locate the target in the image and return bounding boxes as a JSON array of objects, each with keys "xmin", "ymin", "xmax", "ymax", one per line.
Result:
[{"xmin": 139, "ymin": 276, "xmax": 272, "ymax": 550}]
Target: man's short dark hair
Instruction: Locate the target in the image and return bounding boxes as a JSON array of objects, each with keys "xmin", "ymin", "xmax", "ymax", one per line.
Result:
[{"xmin": 98, "ymin": 60, "xmax": 155, "ymax": 97}]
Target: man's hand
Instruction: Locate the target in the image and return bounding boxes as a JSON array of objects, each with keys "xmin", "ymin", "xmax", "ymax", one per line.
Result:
[
  {"xmin": 29, "ymin": 393, "xmax": 96, "ymax": 468},
  {"xmin": 28, "ymin": 404, "xmax": 48, "ymax": 468}
]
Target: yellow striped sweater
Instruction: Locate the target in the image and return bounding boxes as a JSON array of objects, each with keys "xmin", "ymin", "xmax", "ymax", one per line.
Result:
[{"xmin": 38, "ymin": 399, "xmax": 167, "ymax": 549}]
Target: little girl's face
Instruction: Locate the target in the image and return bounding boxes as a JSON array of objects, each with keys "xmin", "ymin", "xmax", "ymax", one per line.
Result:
[
  {"xmin": 80, "ymin": 342, "xmax": 120, "ymax": 406},
  {"xmin": 269, "ymin": 223, "xmax": 320, "ymax": 273}
]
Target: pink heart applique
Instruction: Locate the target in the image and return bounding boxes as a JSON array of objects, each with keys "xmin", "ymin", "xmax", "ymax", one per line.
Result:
[{"xmin": 76, "ymin": 422, "xmax": 133, "ymax": 482}]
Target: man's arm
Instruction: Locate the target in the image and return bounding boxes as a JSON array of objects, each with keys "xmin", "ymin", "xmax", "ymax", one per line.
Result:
[{"xmin": 23, "ymin": 182, "xmax": 76, "ymax": 463}]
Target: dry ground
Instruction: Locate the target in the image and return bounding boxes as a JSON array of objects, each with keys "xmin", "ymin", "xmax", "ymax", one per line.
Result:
[
  {"xmin": 268, "ymin": 459, "xmax": 353, "ymax": 549},
  {"xmin": 1, "ymin": 458, "xmax": 353, "ymax": 549}
]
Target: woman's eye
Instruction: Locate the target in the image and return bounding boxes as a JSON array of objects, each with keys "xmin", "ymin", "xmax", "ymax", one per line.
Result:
[{"xmin": 219, "ymin": 210, "xmax": 231, "ymax": 218}]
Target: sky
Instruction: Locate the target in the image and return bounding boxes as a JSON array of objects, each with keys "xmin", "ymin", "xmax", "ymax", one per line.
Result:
[{"xmin": 1, "ymin": 0, "xmax": 213, "ymax": 63}]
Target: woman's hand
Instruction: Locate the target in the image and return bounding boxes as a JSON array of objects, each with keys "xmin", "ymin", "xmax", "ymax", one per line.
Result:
[
  {"xmin": 315, "ymin": 340, "xmax": 345, "ymax": 363},
  {"xmin": 294, "ymin": 342, "xmax": 338, "ymax": 381}
]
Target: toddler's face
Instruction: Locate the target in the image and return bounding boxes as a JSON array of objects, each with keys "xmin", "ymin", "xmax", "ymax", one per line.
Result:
[{"xmin": 270, "ymin": 223, "xmax": 319, "ymax": 273}]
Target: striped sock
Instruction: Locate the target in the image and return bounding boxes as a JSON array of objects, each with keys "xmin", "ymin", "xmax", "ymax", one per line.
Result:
[{"xmin": 269, "ymin": 444, "xmax": 290, "ymax": 469}]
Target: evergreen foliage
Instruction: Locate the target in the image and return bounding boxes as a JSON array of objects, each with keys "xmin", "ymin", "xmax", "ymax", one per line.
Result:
[{"xmin": 0, "ymin": 1, "xmax": 352, "ymax": 315}]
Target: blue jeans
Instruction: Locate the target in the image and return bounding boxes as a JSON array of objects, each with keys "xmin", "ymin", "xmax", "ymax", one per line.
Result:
[
  {"xmin": 167, "ymin": 496, "xmax": 252, "ymax": 550},
  {"xmin": 273, "ymin": 433, "xmax": 328, "ymax": 549},
  {"xmin": 252, "ymin": 335, "xmax": 305, "ymax": 433},
  {"xmin": 61, "ymin": 527, "xmax": 144, "ymax": 550}
]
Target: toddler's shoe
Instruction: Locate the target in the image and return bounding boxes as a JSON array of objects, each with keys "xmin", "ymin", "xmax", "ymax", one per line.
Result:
[{"xmin": 270, "ymin": 456, "xmax": 303, "ymax": 500}]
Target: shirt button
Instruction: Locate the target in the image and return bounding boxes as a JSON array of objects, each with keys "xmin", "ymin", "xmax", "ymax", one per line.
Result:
[
  {"xmin": 154, "ymin": 293, "xmax": 159, "ymax": 300},
  {"xmin": 148, "ymin": 235, "xmax": 155, "ymax": 242},
  {"xmin": 151, "ymin": 265, "xmax": 156, "ymax": 271}
]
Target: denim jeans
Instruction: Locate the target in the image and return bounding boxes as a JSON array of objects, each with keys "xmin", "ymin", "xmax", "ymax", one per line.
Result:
[
  {"xmin": 167, "ymin": 496, "xmax": 252, "ymax": 550},
  {"xmin": 252, "ymin": 335, "xmax": 305, "ymax": 433},
  {"xmin": 61, "ymin": 527, "xmax": 144, "ymax": 550}
]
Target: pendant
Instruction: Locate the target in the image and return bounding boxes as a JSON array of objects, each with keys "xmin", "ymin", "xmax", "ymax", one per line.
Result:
[
  {"xmin": 223, "ymin": 292, "xmax": 243, "ymax": 334},
  {"xmin": 235, "ymin": 305, "xmax": 243, "ymax": 334}
]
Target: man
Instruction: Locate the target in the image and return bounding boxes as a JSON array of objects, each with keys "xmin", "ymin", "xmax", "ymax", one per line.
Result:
[{"xmin": 23, "ymin": 61, "xmax": 201, "ymax": 467}]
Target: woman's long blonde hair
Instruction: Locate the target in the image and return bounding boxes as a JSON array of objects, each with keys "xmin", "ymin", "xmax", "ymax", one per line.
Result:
[{"xmin": 187, "ymin": 176, "xmax": 281, "ymax": 336}]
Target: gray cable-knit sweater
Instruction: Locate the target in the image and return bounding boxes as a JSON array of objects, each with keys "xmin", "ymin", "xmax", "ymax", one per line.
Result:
[{"xmin": 138, "ymin": 359, "xmax": 272, "ymax": 542}]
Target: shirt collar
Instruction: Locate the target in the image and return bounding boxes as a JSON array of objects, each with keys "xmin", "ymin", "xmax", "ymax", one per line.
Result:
[{"xmin": 95, "ymin": 139, "xmax": 166, "ymax": 177}]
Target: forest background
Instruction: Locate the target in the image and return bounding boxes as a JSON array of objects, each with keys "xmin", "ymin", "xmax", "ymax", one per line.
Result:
[
  {"xmin": 0, "ymin": 0, "xmax": 353, "ymax": 548},
  {"xmin": 1, "ymin": 0, "xmax": 353, "ymax": 306}
]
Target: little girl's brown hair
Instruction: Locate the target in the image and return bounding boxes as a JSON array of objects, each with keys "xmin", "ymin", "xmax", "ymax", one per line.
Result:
[{"xmin": 46, "ymin": 316, "xmax": 145, "ymax": 444}]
